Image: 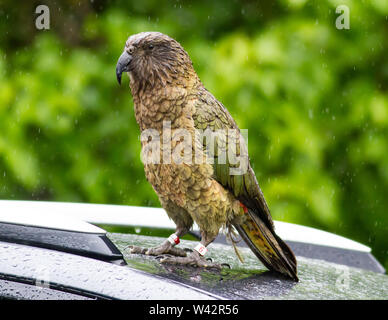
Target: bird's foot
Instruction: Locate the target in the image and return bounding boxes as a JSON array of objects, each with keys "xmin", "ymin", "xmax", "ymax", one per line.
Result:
[
  {"xmin": 127, "ymin": 241, "xmax": 187, "ymax": 257},
  {"xmin": 159, "ymin": 250, "xmax": 229, "ymax": 270}
]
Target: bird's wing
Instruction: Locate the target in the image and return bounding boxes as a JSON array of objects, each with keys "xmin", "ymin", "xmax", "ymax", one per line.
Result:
[{"xmin": 193, "ymin": 88, "xmax": 274, "ymax": 230}]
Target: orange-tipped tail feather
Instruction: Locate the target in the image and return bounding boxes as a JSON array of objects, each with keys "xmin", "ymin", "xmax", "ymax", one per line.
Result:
[{"xmin": 234, "ymin": 207, "xmax": 298, "ymax": 281}]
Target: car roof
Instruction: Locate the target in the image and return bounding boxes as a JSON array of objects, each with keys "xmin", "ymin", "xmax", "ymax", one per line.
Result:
[
  {"xmin": 0, "ymin": 200, "xmax": 387, "ymax": 300},
  {"xmin": 0, "ymin": 240, "xmax": 220, "ymax": 300},
  {"xmin": 2, "ymin": 232, "xmax": 388, "ymax": 300},
  {"xmin": 0, "ymin": 200, "xmax": 384, "ymax": 273},
  {"xmin": 109, "ymin": 232, "xmax": 388, "ymax": 300}
]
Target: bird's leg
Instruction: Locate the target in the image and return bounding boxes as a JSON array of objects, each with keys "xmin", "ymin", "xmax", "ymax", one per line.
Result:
[
  {"xmin": 159, "ymin": 232, "xmax": 224, "ymax": 269},
  {"xmin": 128, "ymin": 226, "xmax": 189, "ymax": 257}
]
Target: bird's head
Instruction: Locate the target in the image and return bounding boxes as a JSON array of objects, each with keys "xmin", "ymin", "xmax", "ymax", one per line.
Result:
[{"xmin": 116, "ymin": 32, "xmax": 197, "ymax": 92}]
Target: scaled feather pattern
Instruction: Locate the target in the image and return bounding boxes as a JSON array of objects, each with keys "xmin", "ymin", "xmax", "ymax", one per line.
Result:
[{"xmin": 117, "ymin": 32, "xmax": 298, "ymax": 281}]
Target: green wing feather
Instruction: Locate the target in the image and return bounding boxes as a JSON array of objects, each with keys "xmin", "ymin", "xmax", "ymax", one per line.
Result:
[{"xmin": 193, "ymin": 88, "xmax": 274, "ymax": 230}]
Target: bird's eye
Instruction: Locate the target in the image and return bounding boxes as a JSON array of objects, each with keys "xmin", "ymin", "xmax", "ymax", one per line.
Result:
[
  {"xmin": 148, "ymin": 44, "xmax": 154, "ymax": 50},
  {"xmin": 128, "ymin": 47, "xmax": 134, "ymax": 54}
]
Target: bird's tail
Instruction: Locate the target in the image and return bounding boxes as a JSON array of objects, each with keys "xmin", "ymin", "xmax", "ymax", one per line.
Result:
[{"xmin": 233, "ymin": 208, "xmax": 298, "ymax": 281}]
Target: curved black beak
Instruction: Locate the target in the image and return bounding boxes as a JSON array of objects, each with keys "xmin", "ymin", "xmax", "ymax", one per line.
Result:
[{"xmin": 116, "ymin": 51, "xmax": 132, "ymax": 85}]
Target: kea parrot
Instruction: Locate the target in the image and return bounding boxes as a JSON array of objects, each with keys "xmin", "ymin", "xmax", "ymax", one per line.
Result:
[{"xmin": 116, "ymin": 32, "xmax": 298, "ymax": 281}]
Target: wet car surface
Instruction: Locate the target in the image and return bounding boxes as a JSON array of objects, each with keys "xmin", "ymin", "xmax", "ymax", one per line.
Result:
[
  {"xmin": 0, "ymin": 240, "xmax": 218, "ymax": 300},
  {"xmin": 108, "ymin": 233, "xmax": 388, "ymax": 300},
  {"xmin": 0, "ymin": 201, "xmax": 387, "ymax": 300}
]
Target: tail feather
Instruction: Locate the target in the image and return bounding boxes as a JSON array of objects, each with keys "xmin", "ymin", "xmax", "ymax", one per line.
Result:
[{"xmin": 234, "ymin": 209, "xmax": 298, "ymax": 281}]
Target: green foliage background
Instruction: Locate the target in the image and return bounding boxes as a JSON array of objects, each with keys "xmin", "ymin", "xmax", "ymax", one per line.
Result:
[{"xmin": 0, "ymin": 0, "xmax": 387, "ymax": 269}]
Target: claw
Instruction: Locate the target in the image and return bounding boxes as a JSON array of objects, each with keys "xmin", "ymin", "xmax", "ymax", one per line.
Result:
[
  {"xmin": 155, "ymin": 255, "xmax": 165, "ymax": 261},
  {"xmin": 206, "ymin": 263, "xmax": 222, "ymax": 271},
  {"xmin": 127, "ymin": 245, "xmax": 147, "ymax": 254},
  {"xmin": 126, "ymin": 244, "xmax": 229, "ymax": 270},
  {"xmin": 160, "ymin": 257, "xmax": 170, "ymax": 264},
  {"xmin": 156, "ymin": 254, "xmax": 174, "ymax": 262},
  {"xmin": 159, "ymin": 251, "xmax": 224, "ymax": 270}
]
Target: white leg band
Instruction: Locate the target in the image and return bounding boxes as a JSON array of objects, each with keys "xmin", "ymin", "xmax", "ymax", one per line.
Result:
[
  {"xmin": 167, "ymin": 233, "xmax": 180, "ymax": 246},
  {"xmin": 194, "ymin": 243, "xmax": 208, "ymax": 256}
]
